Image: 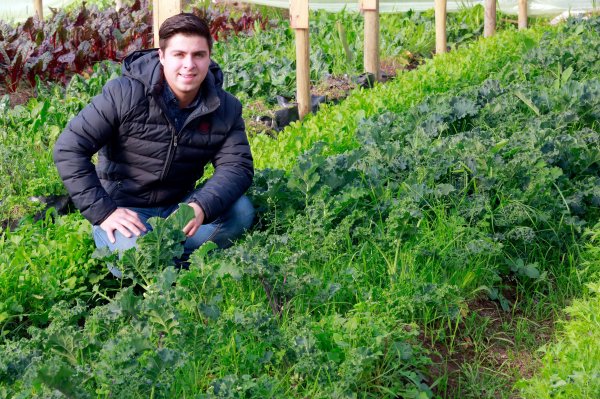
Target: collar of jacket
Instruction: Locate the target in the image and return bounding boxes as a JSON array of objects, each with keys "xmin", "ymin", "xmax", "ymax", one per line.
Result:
[{"xmin": 162, "ymin": 82, "xmax": 201, "ymax": 110}]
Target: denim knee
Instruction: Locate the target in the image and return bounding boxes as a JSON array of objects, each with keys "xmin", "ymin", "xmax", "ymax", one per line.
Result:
[
  {"xmin": 92, "ymin": 226, "xmax": 144, "ymax": 278},
  {"xmin": 226, "ymin": 195, "xmax": 255, "ymax": 230},
  {"xmin": 185, "ymin": 196, "xmax": 255, "ymax": 251},
  {"xmin": 92, "ymin": 225, "xmax": 142, "ymax": 252},
  {"xmin": 215, "ymin": 195, "xmax": 255, "ymax": 248}
]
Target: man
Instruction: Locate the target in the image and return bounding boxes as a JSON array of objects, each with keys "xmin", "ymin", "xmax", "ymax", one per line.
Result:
[{"xmin": 53, "ymin": 13, "xmax": 254, "ymax": 275}]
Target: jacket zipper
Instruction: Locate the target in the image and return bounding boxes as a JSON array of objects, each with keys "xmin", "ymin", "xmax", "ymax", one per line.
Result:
[
  {"xmin": 155, "ymin": 95, "xmax": 219, "ymax": 184},
  {"xmin": 107, "ymin": 180, "xmax": 122, "ymax": 196},
  {"xmin": 159, "ymin": 125, "xmax": 178, "ymax": 181}
]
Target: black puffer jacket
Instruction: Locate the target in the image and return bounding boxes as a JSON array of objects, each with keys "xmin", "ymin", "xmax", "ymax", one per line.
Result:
[{"xmin": 53, "ymin": 50, "xmax": 253, "ymax": 225}]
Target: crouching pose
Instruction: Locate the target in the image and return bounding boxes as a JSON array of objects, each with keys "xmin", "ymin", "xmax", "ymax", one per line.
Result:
[{"xmin": 53, "ymin": 13, "xmax": 254, "ymax": 275}]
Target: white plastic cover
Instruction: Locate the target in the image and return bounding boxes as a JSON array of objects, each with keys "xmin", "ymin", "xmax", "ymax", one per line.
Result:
[
  {"xmin": 238, "ymin": 0, "xmax": 597, "ymax": 17},
  {"xmin": 1, "ymin": 0, "xmax": 596, "ymax": 23},
  {"xmin": 1, "ymin": 0, "xmax": 73, "ymax": 23}
]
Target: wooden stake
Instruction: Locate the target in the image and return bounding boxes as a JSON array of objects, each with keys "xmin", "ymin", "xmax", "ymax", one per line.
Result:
[
  {"xmin": 361, "ymin": 0, "xmax": 380, "ymax": 81},
  {"xmin": 34, "ymin": 0, "xmax": 43, "ymax": 20},
  {"xmin": 295, "ymin": 29, "xmax": 311, "ymax": 119},
  {"xmin": 153, "ymin": 0, "xmax": 182, "ymax": 48},
  {"xmin": 434, "ymin": 0, "xmax": 447, "ymax": 54},
  {"xmin": 518, "ymin": 0, "xmax": 528, "ymax": 30},
  {"xmin": 484, "ymin": 0, "xmax": 496, "ymax": 38},
  {"xmin": 290, "ymin": 0, "xmax": 310, "ymax": 119}
]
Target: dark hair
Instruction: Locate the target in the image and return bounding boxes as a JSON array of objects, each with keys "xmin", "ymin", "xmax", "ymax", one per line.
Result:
[{"xmin": 158, "ymin": 13, "xmax": 213, "ymax": 52}]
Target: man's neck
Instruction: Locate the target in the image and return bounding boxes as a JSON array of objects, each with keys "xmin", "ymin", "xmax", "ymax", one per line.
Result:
[
  {"xmin": 175, "ymin": 90, "xmax": 199, "ymax": 109},
  {"xmin": 164, "ymin": 83, "xmax": 200, "ymax": 109}
]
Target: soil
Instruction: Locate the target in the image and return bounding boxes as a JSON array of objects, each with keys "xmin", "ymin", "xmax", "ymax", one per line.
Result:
[
  {"xmin": 0, "ymin": 81, "xmax": 36, "ymax": 107},
  {"xmin": 423, "ymin": 283, "xmax": 555, "ymax": 398},
  {"xmin": 248, "ymin": 66, "xmax": 402, "ymax": 136},
  {"xmin": 245, "ymin": 99, "xmax": 280, "ymax": 138},
  {"xmin": 312, "ymin": 74, "xmax": 357, "ymax": 102},
  {"xmin": 381, "ymin": 53, "xmax": 423, "ymax": 76}
]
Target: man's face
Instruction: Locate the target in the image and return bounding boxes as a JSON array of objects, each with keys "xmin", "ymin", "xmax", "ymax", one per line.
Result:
[{"xmin": 159, "ymin": 33, "xmax": 211, "ymax": 106}]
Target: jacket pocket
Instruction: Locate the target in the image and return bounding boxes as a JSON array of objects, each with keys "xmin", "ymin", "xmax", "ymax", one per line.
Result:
[{"xmin": 105, "ymin": 180, "xmax": 122, "ymax": 196}]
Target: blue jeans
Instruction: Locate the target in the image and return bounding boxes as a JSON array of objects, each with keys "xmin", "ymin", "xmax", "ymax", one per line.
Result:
[{"xmin": 93, "ymin": 196, "xmax": 254, "ymax": 277}]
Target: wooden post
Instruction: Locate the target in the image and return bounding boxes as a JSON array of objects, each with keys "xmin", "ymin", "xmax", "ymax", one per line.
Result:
[
  {"xmin": 153, "ymin": 0, "xmax": 183, "ymax": 48},
  {"xmin": 484, "ymin": 0, "xmax": 496, "ymax": 38},
  {"xmin": 290, "ymin": 0, "xmax": 311, "ymax": 119},
  {"xmin": 360, "ymin": 0, "xmax": 380, "ymax": 81},
  {"xmin": 434, "ymin": 0, "xmax": 447, "ymax": 54},
  {"xmin": 518, "ymin": 0, "xmax": 528, "ymax": 30},
  {"xmin": 33, "ymin": 0, "xmax": 43, "ymax": 20}
]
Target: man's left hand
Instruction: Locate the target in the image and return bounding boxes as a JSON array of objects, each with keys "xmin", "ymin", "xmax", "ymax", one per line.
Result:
[{"xmin": 183, "ymin": 202, "xmax": 205, "ymax": 237}]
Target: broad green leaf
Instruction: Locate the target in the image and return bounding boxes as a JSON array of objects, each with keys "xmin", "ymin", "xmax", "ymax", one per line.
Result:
[
  {"xmin": 498, "ymin": 294, "xmax": 511, "ymax": 312},
  {"xmin": 393, "ymin": 341, "xmax": 413, "ymax": 360},
  {"xmin": 217, "ymin": 263, "xmax": 242, "ymax": 280},
  {"xmin": 514, "ymin": 91, "xmax": 540, "ymax": 116},
  {"xmin": 561, "ymin": 66, "xmax": 573, "ymax": 85},
  {"xmin": 189, "ymin": 241, "xmax": 219, "ymax": 268},
  {"xmin": 435, "ymin": 183, "xmax": 455, "ymax": 197},
  {"xmin": 36, "ymin": 361, "xmax": 89, "ymax": 399},
  {"xmin": 156, "ymin": 267, "xmax": 179, "ymax": 292},
  {"xmin": 491, "ymin": 139, "xmax": 509, "ymax": 154},
  {"xmin": 199, "ymin": 303, "xmax": 221, "ymax": 321},
  {"xmin": 523, "ymin": 263, "xmax": 541, "ymax": 279},
  {"xmin": 167, "ymin": 203, "xmax": 196, "ymax": 231}
]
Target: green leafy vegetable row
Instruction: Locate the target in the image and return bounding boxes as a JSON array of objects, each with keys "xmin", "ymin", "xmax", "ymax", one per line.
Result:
[
  {"xmin": 251, "ymin": 26, "xmax": 545, "ymax": 170},
  {"xmin": 214, "ymin": 6, "xmax": 519, "ymax": 101},
  {"xmin": 1, "ymin": 17, "xmax": 598, "ymax": 398},
  {"xmin": 0, "ymin": 6, "xmax": 519, "ymax": 223}
]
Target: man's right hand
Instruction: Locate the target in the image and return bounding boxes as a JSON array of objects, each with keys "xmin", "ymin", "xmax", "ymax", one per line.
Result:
[{"xmin": 99, "ymin": 208, "xmax": 147, "ymax": 244}]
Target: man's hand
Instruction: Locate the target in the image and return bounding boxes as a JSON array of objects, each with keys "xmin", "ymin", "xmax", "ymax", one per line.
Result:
[
  {"xmin": 99, "ymin": 208, "xmax": 147, "ymax": 244},
  {"xmin": 183, "ymin": 202, "xmax": 205, "ymax": 237}
]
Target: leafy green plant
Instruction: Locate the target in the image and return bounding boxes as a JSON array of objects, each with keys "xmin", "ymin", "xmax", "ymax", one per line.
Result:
[
  {"xmin": 251, "ymin": 26, "xmax": 543, "ymax": 171},
  {"xmin": 0, "ymin": 60, "xmax": 120, "ymax": 222},
  {"xmin": 0, "ymin": 211, "xmax": 100, "ymax": 339},
  {"xmin": 1, "ymin": 14, "xmax": 599, "ymax": 399}
]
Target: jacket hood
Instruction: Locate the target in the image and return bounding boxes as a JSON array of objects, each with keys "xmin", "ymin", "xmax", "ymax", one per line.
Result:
[{"xmin": 122, "ymin": 49, "xmax": 225, "ymax": 95}]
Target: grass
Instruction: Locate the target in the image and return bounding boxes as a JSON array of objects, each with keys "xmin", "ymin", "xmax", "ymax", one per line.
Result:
[
  {"xmin": 424, "ymin": 296, "xmax": 553, "ymax": 398},
  {"xmin": 425, "ymin": 221, "xmax": 597, "ymax": 398},
  {"xmin": 517, "ymin": 224, "xmax": 600, "ymax": 399}
]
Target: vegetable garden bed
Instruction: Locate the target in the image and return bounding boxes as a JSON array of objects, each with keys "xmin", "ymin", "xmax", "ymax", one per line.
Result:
[
  {"xmin": 0, "ymin": 2, "xmax": 598, "ymax": 398},
  {"xmin": 0, "ymin": 3, "xmax": 521, "ymax": 222}
]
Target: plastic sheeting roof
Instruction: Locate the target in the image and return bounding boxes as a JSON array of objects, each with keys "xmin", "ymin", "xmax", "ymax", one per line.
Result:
[
  {"xmin": 0, "ymin": 0, "xmax": 73, "ymax": 23},
  {"xmin": 1, "ymin": 0, "xmax": 596, "ymax": 22},
  {"xmin": 241, "ymin": 0, "xmax": 597, "ymax": 16}
]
